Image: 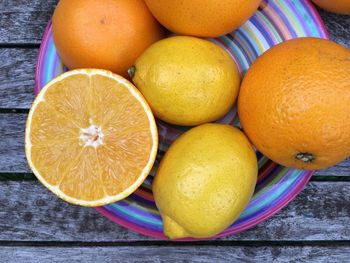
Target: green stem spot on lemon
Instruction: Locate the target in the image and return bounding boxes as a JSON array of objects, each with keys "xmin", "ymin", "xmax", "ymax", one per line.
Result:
[{"xmin": 128, "ymin": 66, "xmax": 136, "ymax": 79}]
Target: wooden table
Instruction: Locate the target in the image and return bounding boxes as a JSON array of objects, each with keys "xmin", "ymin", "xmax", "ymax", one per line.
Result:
[{"xmin": 0, "ymin": 1, "xmax": 349, "ymax": 262}]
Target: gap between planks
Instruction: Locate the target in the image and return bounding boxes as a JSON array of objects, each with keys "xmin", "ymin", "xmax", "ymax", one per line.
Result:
[
  {"xmin": 0, "ymin": 173, "xmax": 349, "ymax": 182},
  {"xmin": 0, "ymin": 240, "xmax": 349, "ymax": 248}
]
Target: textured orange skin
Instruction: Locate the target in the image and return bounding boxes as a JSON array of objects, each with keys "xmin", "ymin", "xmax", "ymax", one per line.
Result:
[
  {"xmin": 52, "ymin": 0, "xmax": 164, "ymax": 77},
  {"xmin": 144, "ymin": 0, "xmax": 262, "ymax": 37},
  {"xmin": 312, "ymin": 0, "xmax": 350, "ymax": 15},
  {"xmin": 238, "ymin": 38, "xmax": 350, "ymax": 170}
]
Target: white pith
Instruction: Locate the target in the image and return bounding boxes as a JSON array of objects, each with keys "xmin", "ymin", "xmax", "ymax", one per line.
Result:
[{"xmin": 80, "ymin": 124, "xmax": 104, "ymax": 148}]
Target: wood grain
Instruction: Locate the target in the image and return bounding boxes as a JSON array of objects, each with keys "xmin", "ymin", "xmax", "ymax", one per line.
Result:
[
  {"xmin": 0, "ymin": 0, "xmax": 56, "ymax": 44},
  {"xmin": 318, "ymin": 9, "xmax": 350, "ymax": 48},
  {"xmin": 0, "ymin": 245, "xmax": 349, "ymax": 263},
  {"xmin": 0, "ymin": 181, "xmax": 348, "ymax": 242},
  {"xmin": 0, "ymin": 48, "xmax": 37, "ymax": 109},
  {"xmin": 0, "ymin": 114, "xmax": 29, "ymax": 172},
  {"xmin": 0, "ymin": 114, "xmax": 349, "ymax": 175}
]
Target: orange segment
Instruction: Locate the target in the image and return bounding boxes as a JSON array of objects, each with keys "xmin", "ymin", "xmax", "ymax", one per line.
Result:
[
  {"xmin": 31, "ymin": 140, "xmax": 82, "ymax": 186},
  {"xmin": 96, "ymin": 146, "xmax": 128, "ymax": 196},
  {"xmin": 30, "ymin": 102, "xmax": 80, "ymax": 145},
  {"xmin": 44, "ymin": 74, "xmax": 91, "ymax": 127},
  {"xmin": 25, "ymin": 69, "xmax": 158, "ymax": 206},
  {"xmin": 60, "ymin": 147, "xmax": 105, "ymax": 201}
]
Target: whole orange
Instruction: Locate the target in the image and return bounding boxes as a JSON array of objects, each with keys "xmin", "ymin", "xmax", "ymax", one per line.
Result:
[
  {"xmin": 52, "ymin": 0, "xmax": 164, "ymax": 77},
  {"xmin": 312, "ymin": 0, "xmax": 350, "ymax": 15},
  {"xmin": 238, "ymin": 38, "xmax": 350, "ymax": 170},
  {"xmin": 144, "ymin": 0, "xmax": 262, "ymax": 37}
]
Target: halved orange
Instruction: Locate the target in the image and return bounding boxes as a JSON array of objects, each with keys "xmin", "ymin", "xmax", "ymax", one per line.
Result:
[{"xmin": 25, "ymin": 69, "xmax": 158, "ymax": 206}]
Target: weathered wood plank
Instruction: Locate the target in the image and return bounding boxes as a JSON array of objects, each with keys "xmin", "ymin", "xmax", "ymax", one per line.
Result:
[
  {"xmin": 0, "ymin": 48, "xmax": 37, "ymax": 109},
  {"xmin": 0, "ymin": 113, "xmax": 349, "ymax": 175},
  {"xmin": 0, "ymin": 0, "xmax": 56, "ymax": 44},
  {"xmin": 0, "ymin": 114, "xmax": 29, "ymax": 172},
  {"xmin": 0, "ymin": 245, "xmax": 349, "ymax": 263},
  {"xmin": 0, "ymin": 181, "xmax": 348, "ymax": 242},
  {"xmin": 318, "ymin": 9, "xmax": 350, "ymax": 48},
  {"xmin": 314, "ymin": 161, "xmax": 350, "ymax": 177}
]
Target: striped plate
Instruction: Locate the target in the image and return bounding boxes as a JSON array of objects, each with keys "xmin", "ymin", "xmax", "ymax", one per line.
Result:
[{"xmin": 35, "ymin": 0, "xmax": 328, "ymax": 240}]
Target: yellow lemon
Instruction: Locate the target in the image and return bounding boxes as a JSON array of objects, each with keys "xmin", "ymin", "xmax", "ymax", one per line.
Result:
[
  {"xmin": 129, "ymin": 36, "xmax": 241, "ymax": 126},
  {"xmin": 152, "ymin": 124, "xmax": 258, "ymax": 239}
]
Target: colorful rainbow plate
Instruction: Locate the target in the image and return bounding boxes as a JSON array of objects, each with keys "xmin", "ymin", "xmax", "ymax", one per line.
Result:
[{"xmin": 35, "ymin": 0, "xmax": 328, "ymax": 240}]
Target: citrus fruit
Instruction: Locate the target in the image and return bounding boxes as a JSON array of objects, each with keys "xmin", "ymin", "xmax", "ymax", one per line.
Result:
[
  {"xmin": 153, "ymin": 124, "xmax": 258, "ymax": 239},
  {"xmin": 52, "ymin": 0, "xmax": 164, "ymax": 77},
  {"xmin": 238, "ymin": 37, "xmax": 350, "ymax": 170},
  {"xmin": 312, "ymin": 0, "xmax": 350, "ymax": 15},
  {"xmin": 130, "ymin": 36, "xmax": 241, "ymax": 126},
  {"xmin": 25, "ymin": 69, "xmax": 158, "ymax": 206},
  {"xmin": 144, "ymin": 0, "xmax": 262, "ymax": 37}
]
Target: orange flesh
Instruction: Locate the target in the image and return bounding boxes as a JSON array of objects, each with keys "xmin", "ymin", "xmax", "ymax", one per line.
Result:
[{"xmin": 28, "ymin": 72, "xmax": 156, "ymax": 203}]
